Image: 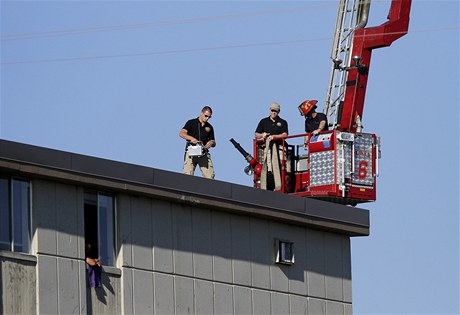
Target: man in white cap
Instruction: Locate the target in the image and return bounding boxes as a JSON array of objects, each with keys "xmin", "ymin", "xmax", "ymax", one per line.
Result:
[
  {"xmin": 254, "ymin": 102, "xmax": 289, "ymax": 191},
  {"xmin": 254, "ymin": 102, "xmax": 288, "ymax": 141}
]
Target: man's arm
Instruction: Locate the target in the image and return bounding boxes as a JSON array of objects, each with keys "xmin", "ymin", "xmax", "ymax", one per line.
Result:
[
  {"xmin": 255, "ymin": 131, "xmax": 269, "ymax": 139},
  {"xmin": 312, "ymin": 120, "xmax": 326, "ymax": 135},
  {"xmin": 179, "ymin": 128, "xmax": 198, "ymax": 144},
  {"xmin": 268, "ymin": 132, "xmax": 287, "ymax": 141},
  {"xmin": 205, "ymin": 139, "xmax": 216, "ymax": 149}
]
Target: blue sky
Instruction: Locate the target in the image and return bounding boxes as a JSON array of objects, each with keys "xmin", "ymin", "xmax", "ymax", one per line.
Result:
[{"xmin": 1, "ymin": 1, "xmax": 459, "ymax": 314}]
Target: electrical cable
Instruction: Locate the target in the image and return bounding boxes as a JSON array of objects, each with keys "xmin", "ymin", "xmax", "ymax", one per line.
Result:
[
  {"xmin": 1, "ymin": 4, "xmax": 337, "ymax": 41},
  {"xmin": 1, "ymin": 26, "xmax": 457, "ymax": 66}
]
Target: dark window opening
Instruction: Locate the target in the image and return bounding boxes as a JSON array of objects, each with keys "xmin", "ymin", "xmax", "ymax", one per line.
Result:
[
  {"xmin": 0, "ymin": 177, "xmax": 31, "ymax": 253},
  {"xmin": 84, "ymin": 191, "xmax": 115, "ymax": 266}
]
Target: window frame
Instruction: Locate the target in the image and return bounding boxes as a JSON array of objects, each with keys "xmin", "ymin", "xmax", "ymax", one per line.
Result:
[
  {"xmin": 0, "ymin": 176, "xmax": 32, "ymax": 254},
  {"xmin": 84, "ymin": 190, "xmax": 116, "ymax": 267}
]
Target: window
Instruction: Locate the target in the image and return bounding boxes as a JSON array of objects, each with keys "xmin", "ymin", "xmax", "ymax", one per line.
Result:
[
  {"xmin": 84, "ymin": 191, "xmax": 115, "ymax": 266},
  {"xmin": 0, "ymin": 177, "xmax": 31, "ymax": 253},
  {"xmin": 275, "ymin": 239, "xmax": 294, "ymax": 265}
]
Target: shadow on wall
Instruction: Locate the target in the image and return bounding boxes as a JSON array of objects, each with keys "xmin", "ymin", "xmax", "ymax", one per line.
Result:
[
  {"xmin": 121, "ymin": 197, "xmax": 352, "ymax": 282},
  {"xmin": 31, "ymin": 177, "xmax": 351, "ymax": 285},
  {"xmin": 86, "ymin": 269, "xmax": 116, "ymax": 311}
]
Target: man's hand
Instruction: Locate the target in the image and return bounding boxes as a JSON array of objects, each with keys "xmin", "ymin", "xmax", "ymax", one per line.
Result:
[
  {"xmin": 303, "ymin": 135, "xmax": 309, "ymax": 150},
  {"xmin": 205, "ymin": 140, "xmax": 215, "ymax": 149}
]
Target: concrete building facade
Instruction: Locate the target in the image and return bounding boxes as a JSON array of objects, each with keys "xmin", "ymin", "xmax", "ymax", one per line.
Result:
[{"xmin": 0, "ymin": 139, "xmax": 369, "ymax": 314}]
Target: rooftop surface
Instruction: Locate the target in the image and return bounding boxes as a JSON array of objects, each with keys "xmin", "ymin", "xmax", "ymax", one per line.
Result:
[{"xmin": 0, "ymin": 139, "xmax": 369, "ymax": 236}]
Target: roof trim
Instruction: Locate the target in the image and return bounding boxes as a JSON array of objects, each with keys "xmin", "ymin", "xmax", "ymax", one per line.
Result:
[{"xmin": 0, "ymin": 139, "xmax": 369, "ymax": 236}]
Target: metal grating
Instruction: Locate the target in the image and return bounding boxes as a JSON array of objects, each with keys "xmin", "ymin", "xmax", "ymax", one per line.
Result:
[{"xmin": 310, "ymin": 150, "xmax": 335, "ymax": 186}]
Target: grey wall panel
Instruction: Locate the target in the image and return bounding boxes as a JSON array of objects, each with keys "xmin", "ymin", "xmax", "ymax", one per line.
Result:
[
  {"xmin": 306, "ymin": 230, "xmax": 326, "ymax": 298},
  {"xmin": 269, "ymin": 221, "xmax": 290, "ymax": 292},
  {"xmin": 250, "ymin": 218, "xmax": 271, "ymax": 289},
  {"xmin": 57, "ymin": 257, "xmax": 80, "ymax": 314},
  {"xmin": 342, "ymin": 237, "xmax": 352, "ymax": 303},
  {"xmin": 212, "ymin": 211, "xmax": 232, "ymax": 283},
  {"xmin": 86, "ymin": 271, "xmax": 122, "ymax": 315},
  {"xmin": 231, "ymin": 215, "xmax": 252, "ymax": 286},
  {"xmin": 175, "ymin": 276, "xmax": 194, "ymax": 315},
  {"xmin": 154, "ymin": 273, "xmax": 174, "ymax": 314},
  {"xmin": 37, "ymin": 255, "xmax": 59, "ymax": 314},
  {"xmin": 172, "ymin": 203, "xmax": 194, "ymax": 277},
  {"xmin": 324, "ymin": 234, "xmax": 344, "ymax": 301},
  {"xmin": 326, "ymin": 300, "xmax": 344, "ymax": 315},
  {"xmin": 77, "ymin": 188, "xmax": 85, "ymax": 261},
  {"xmin": 132, "ymin": 269, "xmax": 154, "ymax": 314},
  {"xmin": 233, "ymin": 286, "xmax": 252, "ymax": 314},
  {"xmin": 308, "ymin": 297, "xmax": 326, "ymax": 315},
  {"xmin": 78, "ymin": 260, "xmax": 88, "ymax": 315},
  {"xmin": 194, "ymin": 279, "xmax": 214, "ymax": 314},
  {"xmin": 252, "ymin": 289, "xmax": 271, "ymax": 315},
  {"xmin": 114, "ymin": 274, "xmax": 122, "ymax": 315},
  {"xmin": 344, "ymin": 303, "xmax": 353, "ymax": 315},
  {"xmin": 131, "ymin": 197, "xmax": 153, "ymax": 270},
  {"xmin": 191, "ymin": 207, "xmax": 213, "ymax": 280},
  {"xmin": 121, "ymin": 268, "xmax": 134, "ymax": 315},
  {"xmin": 214, "ymin": 283, "xmax": 234, "ymax": 315},
  {"xmin": 56, "ymin": 183, "xmax": 79, "ymax": 259},
  {"xmin": 287, "ymin": 225, "xmax": 308, "ymax": 296},
  {"xmin": 0, "ymin": 255, "xmax": 36, "ymax": 315},
  {"xmin": 290, "ymin": 295, "xmax": 308, "ymax": 315},
  {"xmin": 118, "ymin": 195, "xmax": 133, "ymax": 267},
  {"xmin": 34, "ymin": 180, "xmax": 57, "ymax": 255},
  {"xmin": 271, "ymin": 291, "xmax": 290, "ymax": 315},
  {"xmin": 152, "ymin": 200, "xmax": 173, "ymax": 273}
]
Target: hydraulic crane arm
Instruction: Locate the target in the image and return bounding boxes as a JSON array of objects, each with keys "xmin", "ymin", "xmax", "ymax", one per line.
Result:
[
  {"xmin": 339, "ymin": 0, "xmax": 411, "ymax": 132},
  {"xmin": 326, "ymin": 0, "xmax": 412, "ymax": 132},
  {"xmin": 339, "ymin": 0, "xmax": 412, "ymax": 131},
  {"xmin": 233, "ymin": 0, "xmax": 412, "ymax": 205}
]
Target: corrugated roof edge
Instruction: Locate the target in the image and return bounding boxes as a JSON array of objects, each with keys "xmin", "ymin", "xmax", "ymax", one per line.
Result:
[{"xmin": 0, "ymin": 139, "xmax": 369, "ymax": 236}]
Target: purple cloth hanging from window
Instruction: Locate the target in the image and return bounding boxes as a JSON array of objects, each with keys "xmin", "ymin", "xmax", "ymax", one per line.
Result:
[{"xmin": 86, "ymin": 264, "xmax": 102, "ymax": 288}]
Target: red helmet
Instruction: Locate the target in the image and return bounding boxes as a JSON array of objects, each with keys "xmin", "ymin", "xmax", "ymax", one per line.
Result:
[{"xmin": 298, "ymin": 100, "xmax": 318, "ymax": 116}]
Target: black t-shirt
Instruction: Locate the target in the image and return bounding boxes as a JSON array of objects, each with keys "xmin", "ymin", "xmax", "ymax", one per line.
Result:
[
  {"xmin": 182, "ymin": 118, "xmax": 215, "ymax": 146},
  {"xmin": 255, "ymin": 116, "xmax": 289, "ymax": 136},
  {"xmin": 305, "ymin": 112, "xmax": 328, "ymax": 133}
]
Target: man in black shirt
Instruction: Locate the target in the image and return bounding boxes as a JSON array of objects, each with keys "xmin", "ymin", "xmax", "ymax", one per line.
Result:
[
  {"xmin": 179, "ymin": 106, "xmax": 216, "ymax": 179},
  {"xmin": 298, "ymin": 100, "xmax": 328, "ymax": 148},
  {"xmin": 255, "ymin": 102, "xmax": 288, "ymax": 141},
  {"xmin": 254, "ymin": 102, "xmax": 288, "ymax": 191}
]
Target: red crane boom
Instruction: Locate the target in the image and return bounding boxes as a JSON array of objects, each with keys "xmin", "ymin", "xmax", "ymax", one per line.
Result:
[
  {"xmin": 232, "ymin": 0, "xmax": 412, "ymax": 205},
  {"xmin": 340, "ymin": 0, "xmax": 412, "ymax": 132}
]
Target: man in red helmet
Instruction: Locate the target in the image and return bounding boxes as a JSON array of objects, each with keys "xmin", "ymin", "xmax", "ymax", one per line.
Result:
[{"xmin": 298, "ymin": 100, "xmax": 328, "ymax": 148}]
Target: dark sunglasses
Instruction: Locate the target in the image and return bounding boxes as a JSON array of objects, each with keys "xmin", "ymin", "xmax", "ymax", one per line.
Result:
[
  {"xmin": 204, "ymin": 114, "xmax": 212, "ymax": 118},
  {"xmin": 271, "ymin": 110, "xmax": 279, "ymax": 113}
]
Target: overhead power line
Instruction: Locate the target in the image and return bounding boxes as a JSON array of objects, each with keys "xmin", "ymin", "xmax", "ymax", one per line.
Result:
[
  {"xmin": 1, "ymin": 4, "xmax": 337, "ymax": 41},
  {"xmin": 1, "ymin": 26, "xmax": 457, "ymax": 65},
  {"xmin": 0, "ymin": 37, "xmax": 331, "ymax": 65}
]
